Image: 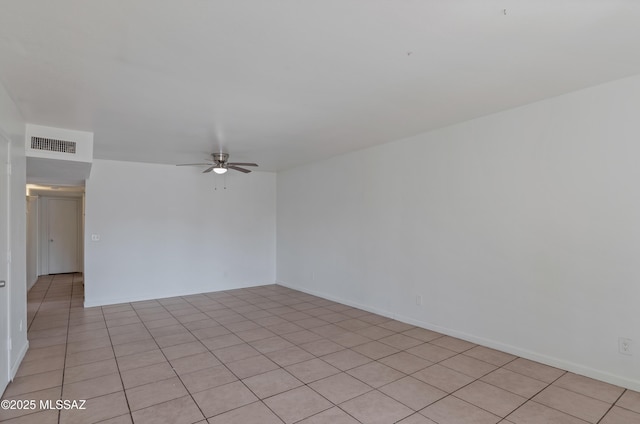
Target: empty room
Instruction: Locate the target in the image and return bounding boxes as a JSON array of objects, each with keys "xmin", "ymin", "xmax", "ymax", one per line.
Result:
[{"xmin": 0, "ymin": 1, "xmax": 639, "ymax": 424}]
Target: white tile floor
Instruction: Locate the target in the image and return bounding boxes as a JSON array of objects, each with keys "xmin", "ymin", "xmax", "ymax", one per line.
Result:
[{"xmin": 1, "ymin": 273, "xmax": 638, "ymax": 423}]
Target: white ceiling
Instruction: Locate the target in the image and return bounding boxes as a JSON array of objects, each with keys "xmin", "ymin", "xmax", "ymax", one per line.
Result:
[{"xmin": 1, "ymin": 1, "xmax": 640, "ymax": 171}]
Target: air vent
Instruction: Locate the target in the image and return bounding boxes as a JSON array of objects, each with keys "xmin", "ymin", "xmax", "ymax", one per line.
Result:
[{"xmin": 31, "ymin": 136, "xmax": 76, "ymax": 154}]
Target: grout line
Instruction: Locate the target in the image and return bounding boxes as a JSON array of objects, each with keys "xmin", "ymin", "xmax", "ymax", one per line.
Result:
[
  {"xmin": 180, "ymin": 291, "xmax": 292, "ymax": 421},
  {"xmin": 26, "ymin": 274, "xmax": 54, "ymax": 332},
  {"xmin": 62, "ymin": 273, "xmax": 131, "ymax": 423},
  {"xmin": 191, "ymin": 289, "xmax": 383, "ymax": 423},
  {"xmin": 11, "ymin": 279, "xmax": 634, "ymax": 424},
  {"xmin": 129, "ymin": 298, "xmax": 210, "ymax": 421},
  {"xmin": 56, "ymin": 273, "xmax": 77, "ymax": 424},
  {"xmin": 596, "ymin": 389, "xmax": 627, "ymax": 424},
  {"xmin": 184, "ymin": 290, "xmax": 347, "ymax": 423}
]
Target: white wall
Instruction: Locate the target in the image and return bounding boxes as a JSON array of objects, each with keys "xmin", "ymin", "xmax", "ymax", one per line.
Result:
[
  {"xmin": 85, "ymin": 159, "xmax": 276, "ymax": 306},
  {"xmin": 0, "ymin": 81, "xmax": 28, "ymax": 380},
  {"xmin": 277, "ymin": 74, "xmax": 640, "ymax": 391}
]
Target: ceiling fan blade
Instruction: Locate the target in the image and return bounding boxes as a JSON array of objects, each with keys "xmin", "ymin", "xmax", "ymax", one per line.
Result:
[
  {"xmin": 203, "ymin": 166, "xmax": 215, "ymax": 173},
  {"xmin": 228, "ymin": 162, "xmax": 258, "ymax": 167},
  {"xmin": 228, "ymin": 165, "xmax": 252, "ymax": 173},
  {"xmin": 176, "ymin": 163, "xmax": 212, "ymax": 166}
]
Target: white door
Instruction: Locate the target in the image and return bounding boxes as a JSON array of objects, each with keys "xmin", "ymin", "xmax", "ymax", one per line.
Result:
[
  {"xmin": 0, "ymin": 135, "xmax": 9, "ymax": 393},
  {"xmin": 48, "ymin": 198, "xmax": 79, "ymax": 274}
]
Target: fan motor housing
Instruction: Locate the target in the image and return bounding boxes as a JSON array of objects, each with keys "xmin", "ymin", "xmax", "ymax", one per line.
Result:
[{"xmin": 212, "ymin": 153, "xmax": 228, "ymax": 163}]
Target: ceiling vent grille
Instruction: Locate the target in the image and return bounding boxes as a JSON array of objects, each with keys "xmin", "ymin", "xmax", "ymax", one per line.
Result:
[{"xmin": 31, "ymin": 136, "xmax": 77, "ymax": 154}]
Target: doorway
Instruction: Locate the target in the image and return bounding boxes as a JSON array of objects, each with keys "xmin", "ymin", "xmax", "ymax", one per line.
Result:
[
  {"xmin": 47, "ymin": 198, "xmax": 80, "ymax": 274},
  {"xmin": 35, "ymin": 194, "xmax": 83, "ymax": 276}
]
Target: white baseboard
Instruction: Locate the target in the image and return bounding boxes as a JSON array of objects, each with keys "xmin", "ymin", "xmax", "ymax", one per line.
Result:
[
  {"xmin": 10, "ymin": 340, "xmax": 29, "ymax": 380},
  {"xmin": 84, "ymin": 281, "xmax": 278, "ymax": 307},
  {"xmin": 277, "ymin": 280, "xmax": 640, "ymax": 392},
  {"xmin": 27, "ymin": 277, "xmax": 38, "ymax": 291}
]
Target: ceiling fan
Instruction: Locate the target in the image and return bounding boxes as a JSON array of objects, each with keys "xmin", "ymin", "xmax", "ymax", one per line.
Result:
[{"xmin": 176, "ymin": 153, "xmax": 258, "ymax": 174}]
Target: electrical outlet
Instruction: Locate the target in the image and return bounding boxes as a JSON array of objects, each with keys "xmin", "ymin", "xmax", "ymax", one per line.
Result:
[
  {"xmin": 619, "ymin": 337, "xmax": 633, "ymax": 356},
  {"xmin": 416, "ymin": 295, "xmax": 423, "ymax": 306}
]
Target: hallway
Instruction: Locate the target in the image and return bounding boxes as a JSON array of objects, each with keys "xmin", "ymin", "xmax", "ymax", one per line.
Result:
[{"xmin": 1, "ymin": 275, "xmax": 639, "ymax": 424}]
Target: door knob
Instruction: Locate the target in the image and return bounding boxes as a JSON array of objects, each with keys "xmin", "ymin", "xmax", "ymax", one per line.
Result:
[
  {"xmin": 50, "ymin": 239, "xmax": 54, "ymax": 242},
  {"xmin": 0, "ymin": 281, "xmax": 5, "ymax": 288}
]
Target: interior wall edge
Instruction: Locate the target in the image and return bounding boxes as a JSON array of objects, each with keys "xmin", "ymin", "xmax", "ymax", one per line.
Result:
[
  {"xmin": 276, "ymin": 279, "xmax": 640, "ymax": 392},
  {"xmin": 26, "ymin": 278, "xmax": 37, "ymax": 291},
  {"xmin": 84, "ymin": 281, "xmax": 278, "ymax": 308},
  {"xmin": 9, "ymin": 341, "xmax": 28, "ymax": 381},
  {"xmin": 276, "ymin": 280, "xmax": 396, "ymax": 318}
]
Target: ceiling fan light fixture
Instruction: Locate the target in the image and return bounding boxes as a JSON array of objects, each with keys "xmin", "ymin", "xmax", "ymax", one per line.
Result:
[
  {"xmin": 213, "ymin": 165, "xmax": 228, "ymax": 174},
  {"xmin": 176, "ymin": 152, "xmax": 257, "ymax": 174}
]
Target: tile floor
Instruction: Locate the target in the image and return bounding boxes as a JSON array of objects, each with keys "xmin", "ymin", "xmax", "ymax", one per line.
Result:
[{"xmin": 1, "ymin": 273, "xmax": 638, "ymax": 424}]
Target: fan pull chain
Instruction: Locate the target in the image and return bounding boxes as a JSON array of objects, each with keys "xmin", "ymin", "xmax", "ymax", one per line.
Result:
[{"xmin": 213, "ymin": 175, "xmax": 227, "ymax": 190}]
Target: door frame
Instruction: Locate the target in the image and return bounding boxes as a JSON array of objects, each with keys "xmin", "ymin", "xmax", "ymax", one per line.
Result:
[
  {"xmin": 38, "ymin": 196, "xmax": 83, "ymax": 276},
  {"xmin": 0, "ymin": 131, "xmax": 10, "ymax": 393}
]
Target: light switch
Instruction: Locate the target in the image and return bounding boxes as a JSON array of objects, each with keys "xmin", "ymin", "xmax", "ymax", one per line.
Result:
[{"xmin": 91, "ymin": 234, "xmax": 100, "ymax": 241}]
